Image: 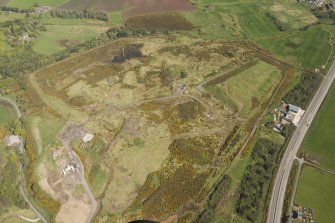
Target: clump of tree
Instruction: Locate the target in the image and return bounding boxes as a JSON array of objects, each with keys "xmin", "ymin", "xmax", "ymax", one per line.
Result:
[
  {"xmin": 309, "ymin": 3, "xmax": 335, "ymax": 21},
  {"xmin": 283, "ymin": 73, "xmax": 321, "ymax": 109},
  {"xmin": 50, "ymin": 9, "xmax": 109, "ymax": 22},
  {"xmin": 0, "ymin": 49, "xmax": 50, "ymax": 77},
  {"xmin": 0, "ymin": 15, "xmax": 46, "ymax": 42},
  {"xmin": 0, "ymin": 145, "xmax": 28, "ymax": 216},
  {"xmin": 235, "ymin": 139, "xmax": 282, "ymax": 222},
  {"xmin": 194, "ymin": 175, "xmax": 232, "ymax": 223},
  {"xmin": 0, "ymin": 14, "xmax": 51, "ymax": 77},
  {"xmin": 0, "ymin": 6, "xmax": 34, "ymax": 14}
]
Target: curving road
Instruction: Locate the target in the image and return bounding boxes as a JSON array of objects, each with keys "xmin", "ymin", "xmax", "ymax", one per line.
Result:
[
  {"xmin": 267, "ymin": 60, "xmax": 335, "ymax": 223},
  {"xmin": 19, "ymin": 164, "xmax": 48, "ymax": 223},
  {"xmin": 0, "ymin": 96, "xmax": 47, "ymax": 222}
]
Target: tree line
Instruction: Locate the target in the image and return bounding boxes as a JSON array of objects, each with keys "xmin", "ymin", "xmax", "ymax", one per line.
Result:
[
  {"xmin": 0, "ymin": 6, "xmax": 35, "ymax": 14},
  {"xmin": 194, "ymin": 175, "xmax": 232, "ymax": 223},
  {"xmin": 0, "ymin": 145, "xmax": 28, "ymax": 216},
  {"xmin": 50, "ymin": 9, "xmax": 109, "ymax": 21},
  {"xmin": 235, "ymin": 139, "xmax": 282, "ymax": 222}
]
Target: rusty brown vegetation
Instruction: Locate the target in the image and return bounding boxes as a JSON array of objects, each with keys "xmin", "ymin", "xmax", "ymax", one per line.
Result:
[{"xmin": 125, "ymin": 12, "xmax": 194, "ymax": 31}]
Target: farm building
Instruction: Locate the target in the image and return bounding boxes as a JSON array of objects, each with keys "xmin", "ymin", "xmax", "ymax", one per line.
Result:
[
  {"xmin": 62, "ymin": 164, "xmax": 75, "ymax": 176},
  {"xmin": 285, "ymin": 104, "xmax": 305, "ymax": 126}
]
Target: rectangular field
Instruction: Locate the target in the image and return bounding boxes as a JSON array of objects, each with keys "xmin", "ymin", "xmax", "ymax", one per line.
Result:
[
  {"xmin": 256, "ymin": 25, "xmax": 332, "ymax": 70},
  {"xmin": 32, "ymin": 24, "xmax": 110, "ymax": 55},
  {"xmin": 300, "ymin": 82, "xmax": 335, "ymax": 170},
  {"xmin": 6, "ymin": 0, "xmax": 66, "ymax": 8},
  {"xmin": 295, "ymin": 165, "xmax": 335, "ymax": 223}
]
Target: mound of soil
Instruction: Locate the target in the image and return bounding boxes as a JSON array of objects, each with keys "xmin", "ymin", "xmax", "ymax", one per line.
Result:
[
  {"xmin": 125, "ymin": 12, "xmax": 194, "ymax": 31},
  {"xmin": 113, "ymin": 43, "xmax": 144, "ymax": 63}
]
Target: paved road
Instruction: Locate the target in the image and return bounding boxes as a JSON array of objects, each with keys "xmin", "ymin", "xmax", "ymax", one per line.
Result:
[{"xmin": 267, "ymin": 61, "xmax": 335, "ymax": 223}]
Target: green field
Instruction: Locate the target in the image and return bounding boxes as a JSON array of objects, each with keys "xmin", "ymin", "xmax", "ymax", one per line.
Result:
[
  {"xmin": 300, "ymin": 82, "xmax": 335, "ymax": 170},
  {"xmin": 0, "ymin": 12, "xmax": 25, "ymax": 22},
  {"xmin": 33, "ymin": 24, "xmax": 109, "ymax": 55},
  {"xmin": 223, "ymin": 61, "xmax": 282, "ymax": 116},
  {"xmin": 6, "ymin": 0, "xmax": 66, "ymax": 9},
  {"xmin": 0, "ymin": 102, "xmax": 15, "ymax": 125},
  {"xmin": 256, "ymin": 25, "xmax": 332, "ymax": 70},
  {"xmin": 295, "ymin": 165, "xmax": 335, "ymax": 223},
  {"xmin": 184, "ymin": 0, "xmax": 333, "ymax": 70}
]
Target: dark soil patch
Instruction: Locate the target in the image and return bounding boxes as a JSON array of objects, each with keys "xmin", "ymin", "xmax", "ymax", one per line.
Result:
[
  {"xmin": 112, "ymin": 43, "xmax": 143, "ymax": 63},
  {"xmin": 125, "ymin": 12, "xmax": 194, "ymax": 31},
  {"xmin": 58, "ymin": 39, "xmax": 81, "ymax": 48}
]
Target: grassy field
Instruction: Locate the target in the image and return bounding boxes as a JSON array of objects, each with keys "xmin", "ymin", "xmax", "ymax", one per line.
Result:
[
  {"xmin": 0, "ymin": 101, "xmax": 15, "ymax": 125},
  {"xmin": 184, "ymin": 0, "xmax": 327, "ymax": 70},
  {"xmin": 295, "ymin": 165, "xmax": 335, "ymax": 223},
  {"xmin": 185, "ymin": 0, "xmax": 316, "ymax": 38},
  {"xmin": 29, "ymin": 112, "xmax": 65, "ymax": 149},
  {"xmin": 6, "ymin": 0, "xmax": 66, "ymax": 8},
  {"xmin": 256, "ymin": 25, "xmax": 332, "ymax": 70},
  {"xmin": 300, "ymin": 82, "xmax": 335, "ymax": 170},
  {"xmin": 223, "ymin": 61, "xmax": 282, "ymax": 116},
  {"xmin": 33, "ymin": 24, "xmax": 109, "ymax": 55},
  {"xmin": 0, "ymin": 12, "xmax": 25, "ymax": 22}
]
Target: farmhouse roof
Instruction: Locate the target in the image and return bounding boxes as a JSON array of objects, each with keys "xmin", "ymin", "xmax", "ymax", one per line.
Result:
[{"xmin": 288, "ymin": 104, "xmax": 300, "ymax": 113}]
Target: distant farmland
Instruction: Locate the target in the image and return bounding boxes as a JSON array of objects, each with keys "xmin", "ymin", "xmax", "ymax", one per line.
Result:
[
  {"xmin": 125, "ymin": 12, "xmax": 194, "ymax": 31},
  {"xmin": 0, "ymin": 0, "xmax": 9, "ymax": 6},
  {"xmin": 60, "ymin": 0, "xmax": 195, "ymax": 17}
]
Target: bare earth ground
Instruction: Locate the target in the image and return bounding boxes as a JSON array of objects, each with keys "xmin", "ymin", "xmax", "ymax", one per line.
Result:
[{"xmin": 38, "ymin": 151, "xmax": 92, "ymax": 223}]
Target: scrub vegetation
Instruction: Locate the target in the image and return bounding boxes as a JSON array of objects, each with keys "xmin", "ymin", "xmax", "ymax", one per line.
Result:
[{"xmin": 0, "ymin": 0, "xmax": 334, "ymax": 222}]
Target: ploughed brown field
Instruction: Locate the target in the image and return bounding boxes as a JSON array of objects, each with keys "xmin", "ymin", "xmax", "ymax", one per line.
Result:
[{"xmin": 60, "ymin": 0, "xmax": 195, "ymax": 17}]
